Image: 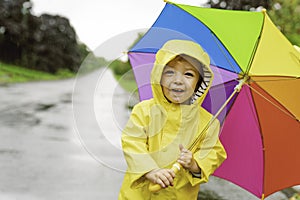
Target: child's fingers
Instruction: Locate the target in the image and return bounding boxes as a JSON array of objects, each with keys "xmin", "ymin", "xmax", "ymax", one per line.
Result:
[
  {"xmin": 163, "ymin": 170, "xmax": 175, "ymax": 185},
  {"xmin": 154, "ymin": 169, "xmax": 175, "ymax": 187},
  {"xmin": 178, "ymin": 158, "xmax": 188, "ymax": 167},
  {"xmin": 178, "ymin": 150, "xmax": 193, "ymax": 169},
  {"xmin": 159, "ymin": 175, "xmax": 171, "ymax": 187},
  {"xmin": 179, "ymin": 144, "xmax": 190, "ymax": 154},
  {"xmin": 168, "ymin": 169, "xmax": 176, "ymax": 178},
  {"xmin": 179, "ymin": 149, "xmax": 192, "ymax": 160},
  {"xmin": 179, "ymin": 144, "xmax": 184, "ymax": 151},
  {"xmin": 146, "ymin": 168, "xmax": 176, "ymax": 188},
  {"xmin": 155, "ymin": 178, "xmax": 166, "ymax": 188}
]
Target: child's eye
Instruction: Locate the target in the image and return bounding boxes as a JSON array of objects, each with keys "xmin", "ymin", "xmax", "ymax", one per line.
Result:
[
  {"xmin": 164, "ymin": 70, "xmax": 175, "ymax": 75},
  {"xmin": 185, "ymin": 72, "xmax": 194, "ymax": 77}
]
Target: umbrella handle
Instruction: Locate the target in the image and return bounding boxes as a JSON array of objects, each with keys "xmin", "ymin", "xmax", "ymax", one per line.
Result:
[{"xmin": 148, "ymin": 162, "xmax": 182, "ymax": 192}]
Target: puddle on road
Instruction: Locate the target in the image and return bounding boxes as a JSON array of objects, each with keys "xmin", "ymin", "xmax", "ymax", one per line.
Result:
[
  {"xmin": 59, "ymin": 92, "xmax": 72, "ymax": 104},
  {"xmin": 0, "ymin": 109, "xmax": 41, "ymax": 127},
  {"xmin": 0, "ymin": 149, "xmax": 20, "ymax": 155},
  {"xmin": 35, "ymin": 103, "xmax": 56, "ymax": 111},
  {"xmin": 42, "ymin": 135, "xmax": 70, "ymax": 142}
]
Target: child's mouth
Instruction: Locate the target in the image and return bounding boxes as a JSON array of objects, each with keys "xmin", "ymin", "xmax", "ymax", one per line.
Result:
[{"xmin": 171, "ymin": 88, "xmax": 185, "ymax": 93}]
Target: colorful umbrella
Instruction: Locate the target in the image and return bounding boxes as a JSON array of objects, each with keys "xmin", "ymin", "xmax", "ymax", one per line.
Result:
[{"xmin": 127, "ymin": 1, "xmax": 300, "ymax": 199}]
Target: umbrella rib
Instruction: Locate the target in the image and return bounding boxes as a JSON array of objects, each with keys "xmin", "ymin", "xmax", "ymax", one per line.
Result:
[
  {"xmin": 210, "ymin": 66, "xmax": 241, "ymax": 91},
  {"xmin": 250, "ymin": 76, "xmax": 300, "ymax": 83},
  {"xmin": 243, "ymin": 84, "xmax": 262, "ymax": 132},
  {"xmin": 211, "ymin": 65, "xmax": 240, "ymax": 81},
  {"xmin": 245, "ymin": 83, "xmax": 298, "ymax": 121},
  {"xmin": 211, "ymin": 34, "xmax": 241, "ymax": 74},
  {"xmin": 244, "ymin": 34, "xmax": 261, "ymax": 75},
  {"xmin": 209, "ymin": 79, "xmax": 239, "ymax": 90}
]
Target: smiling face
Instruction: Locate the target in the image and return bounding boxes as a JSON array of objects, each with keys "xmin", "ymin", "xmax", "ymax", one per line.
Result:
[{"xmin": 161, "ymin": 55, "xmax": 201, "ymax": 105}]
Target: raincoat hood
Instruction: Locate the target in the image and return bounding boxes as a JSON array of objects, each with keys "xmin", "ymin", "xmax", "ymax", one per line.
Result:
[{"xmin": 151, "ymin": 39, "xmax": 213, "ymax": 106}]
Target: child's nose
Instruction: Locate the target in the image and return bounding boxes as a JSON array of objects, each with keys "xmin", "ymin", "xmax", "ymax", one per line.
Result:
[{"xmin": 173, "ymin": 72, "xmax": 183, "ymax": 84}]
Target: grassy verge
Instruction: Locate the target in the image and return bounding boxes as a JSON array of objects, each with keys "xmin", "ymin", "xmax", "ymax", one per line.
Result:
[
  {"xmin": 114, "ymin": 71, "xmax": 140, "ymax": 109},
  {"xmin": 0, "ymin": 62, "xmax": 75, "ymax": 83},
  {"xmin": 113, "ymin": 71, "xmax": 138, "ymax": 93}
]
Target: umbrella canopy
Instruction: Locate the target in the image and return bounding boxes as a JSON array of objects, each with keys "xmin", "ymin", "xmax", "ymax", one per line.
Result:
[{"xmin": 127, "ymin": 1, "xmax": 300, "ymax": 199}]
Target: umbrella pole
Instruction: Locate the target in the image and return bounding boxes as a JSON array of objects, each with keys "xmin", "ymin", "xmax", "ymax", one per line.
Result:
[
  {"xmin": 261, "ymin": 194, "xmax": 265, "ymax": 200},
  {"xmin": 149, "ymin": 77, "xmax": 248, "ymax": 193},
  {"xmin": 188, "ymin": 76, "xmax": 247, "ymax": 152}
]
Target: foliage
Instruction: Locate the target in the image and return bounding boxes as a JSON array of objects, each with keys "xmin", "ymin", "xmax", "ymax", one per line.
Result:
[
  {"xmin": 204, "ymin": 0, "xmax": 270, "ymax": 10},
  {"xmin": 0, "ymin": 0, "xmax": 89, "ymax": 74},
  {"xmin": 114, "ymin": 71, "xmax": 137, "ymax": 92},
  {"xmin": 78, "ymin": 53, "xmax": 109, "ymax": 75},
  {"xmin": 281, "ymin": 188, "xmax": 299, "ymax": 198},
  {"xmin": 109, "ymin": 59, "xmax": 132, "ymax": 76},
  {"xmin": 268, "ymin": 0, "xmax": 300, "ymax": 46}
]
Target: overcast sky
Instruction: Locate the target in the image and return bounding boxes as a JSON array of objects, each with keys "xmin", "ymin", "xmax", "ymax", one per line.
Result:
[{"xmin": 31, "ymin": 0, "xmax": 206, "ymax": 50}]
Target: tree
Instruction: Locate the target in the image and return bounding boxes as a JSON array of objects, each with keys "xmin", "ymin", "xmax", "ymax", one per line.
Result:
[
  {"xmin": 0, "ymin": 0, "xmax": 30, "ymax": 63},
  {"xmin": 0, "ymin": 0, "xmax": 89, "ymax": 73},
  {"xmin": 25, "ymin": 14, "xmax": 83, "ymax": 73},
  {"xmin": 268, "ymin": 0, "xmax": 300, "ymax": 46},
  {"xmin": 204, "ymin": 0, "xmax": 270, "ymax": 10}
]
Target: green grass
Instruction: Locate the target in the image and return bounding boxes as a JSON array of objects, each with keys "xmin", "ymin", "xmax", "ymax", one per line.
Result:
[
  {"xmin": 114, "ymin": 71, "xmax": 138, "ymax": 93},
  {"xmin": 113, "ymin": 71, "xmax": 140, "ymax": 109},
  {"xmin": 0, "ymin": 62, "xmax": 138, "ymax": 95},
  {"xmin": 0, "ymin": 62, "xmax": 75, "ymax": 83}
]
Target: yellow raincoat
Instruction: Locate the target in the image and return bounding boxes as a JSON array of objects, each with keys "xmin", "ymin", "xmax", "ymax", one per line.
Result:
[{"xmin": 119, "ymin": 40, "xmax": 227, "ymax": 200}]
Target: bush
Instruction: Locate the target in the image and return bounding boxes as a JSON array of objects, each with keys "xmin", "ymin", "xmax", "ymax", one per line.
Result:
[{"xmin": 109, "ymin": 59, "xmax": 131, "ymax": 76}]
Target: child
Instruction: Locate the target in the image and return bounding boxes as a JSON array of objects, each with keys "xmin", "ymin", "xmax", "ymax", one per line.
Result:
[{"xmin": 118, "ymin": 40, "xmax": 226, "ymax": 200}]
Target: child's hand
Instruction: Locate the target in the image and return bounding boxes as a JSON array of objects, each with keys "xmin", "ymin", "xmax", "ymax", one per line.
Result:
[
  {"xmin": 177, "ymin": 144, "xmax": 200, "ymax": 173},
  {"xmin": 145, "ymin": 168, "xmax": 175, "ymax": 188}
]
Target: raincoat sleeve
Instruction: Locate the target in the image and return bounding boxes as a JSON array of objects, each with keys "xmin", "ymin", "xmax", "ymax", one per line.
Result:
[
  {"xmin": 121, "ymin": 101, "xmax": 159, "ymax": 188},
  {"xmin": 188, "ymin": 119, "xmax": 227, "ymax": 185}
]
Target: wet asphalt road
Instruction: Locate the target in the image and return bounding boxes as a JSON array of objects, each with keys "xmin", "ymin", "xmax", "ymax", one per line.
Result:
[{"xmin": 0, "ymin": 69, "xmax": 126, "ymax": 200}]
